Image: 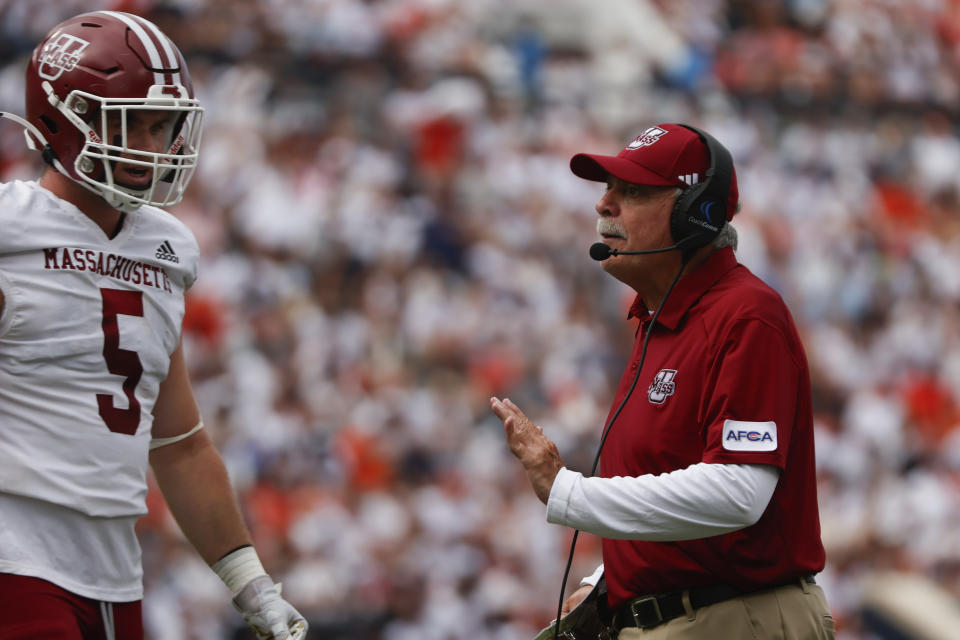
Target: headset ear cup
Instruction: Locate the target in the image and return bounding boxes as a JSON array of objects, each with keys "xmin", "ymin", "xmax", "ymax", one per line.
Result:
[
  {"xmin": 670, "ymin": 183, "xmax": 709, "ymax": 246},
  {"xmin": 671, "ymin": 124, "xmax": 735, "ymax": 253}
]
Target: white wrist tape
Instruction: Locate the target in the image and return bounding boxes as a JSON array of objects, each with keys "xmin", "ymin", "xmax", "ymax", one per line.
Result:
[{"xmin": 212, "ymin": 546, "xmax": 268, "ymax": 596}]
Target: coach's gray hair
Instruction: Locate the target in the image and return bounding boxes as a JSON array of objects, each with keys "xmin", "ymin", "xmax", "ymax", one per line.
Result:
[{"xmin": 712, "ymin": 222, "xmax": 738, "ymax": 251}]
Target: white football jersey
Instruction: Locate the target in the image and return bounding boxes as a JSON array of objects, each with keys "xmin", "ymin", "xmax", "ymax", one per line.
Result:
[{"xmin": 0, "ymin": 180, "xmax": 198, "ymax": 599}]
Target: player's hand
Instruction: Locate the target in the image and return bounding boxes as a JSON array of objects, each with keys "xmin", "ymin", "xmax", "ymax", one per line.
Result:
[
  {"xmin": 561, "ymin": 584, "xmax": 594, "ymax": 617},
  {"xmin": 233, "ymin": 575, "xmax": 308, "ymax": 640},
  {"xmin": 490, "ymin": 397, "xmax": 563, "ymax": 504}
]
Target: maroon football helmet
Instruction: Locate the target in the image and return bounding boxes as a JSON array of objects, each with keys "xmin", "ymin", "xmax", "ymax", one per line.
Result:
[{"xmin": 22, "ymin": 10, "xmax": 203, "ymax": 211}]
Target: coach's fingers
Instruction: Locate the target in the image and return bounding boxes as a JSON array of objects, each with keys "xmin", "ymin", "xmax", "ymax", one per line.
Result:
[
  {"xmin": 490, "ymin": 396, "xmax": 516, "ymax": 422},
  {"xmin": 503, "ymin": 399, "xmax": 545, "ymax": 436},
  {"xmin": 504, "ymin": 398, "xmax": 523, "ymax": 413}
]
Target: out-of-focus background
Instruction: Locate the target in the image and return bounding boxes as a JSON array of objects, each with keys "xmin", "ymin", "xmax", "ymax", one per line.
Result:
[{"xmin": 2, "ymin": 0, "xmax": 960, "ymax": 638}]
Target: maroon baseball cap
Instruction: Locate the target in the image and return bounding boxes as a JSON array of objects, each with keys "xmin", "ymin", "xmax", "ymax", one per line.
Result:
[{"xmin": 570, "ymin": 124, "xmax": 739, "ymax": 219}]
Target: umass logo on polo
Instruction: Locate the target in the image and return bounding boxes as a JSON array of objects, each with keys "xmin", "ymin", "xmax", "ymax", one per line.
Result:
[{"xmin": 648, "ymin": 369, "xmax": 677, "ymax": 404}]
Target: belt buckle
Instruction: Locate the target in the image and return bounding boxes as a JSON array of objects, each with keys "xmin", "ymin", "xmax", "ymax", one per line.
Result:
[{"xmin": 630, "ymin": 595, "xmax": 663, "ymax": 629}]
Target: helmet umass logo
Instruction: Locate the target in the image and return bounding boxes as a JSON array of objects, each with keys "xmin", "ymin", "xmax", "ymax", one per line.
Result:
[{"xmin": 38, "ymin": 34, "xmax": 90, "ymax": 81}]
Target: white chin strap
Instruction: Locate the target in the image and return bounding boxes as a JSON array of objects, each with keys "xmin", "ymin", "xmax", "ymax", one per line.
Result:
[{"xmin": 98, "ymin": 186, "xmax": 148, "ymax": 213}]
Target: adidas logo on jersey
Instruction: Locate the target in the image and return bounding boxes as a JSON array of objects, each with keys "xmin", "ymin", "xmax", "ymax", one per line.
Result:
[{"xmin": 155, "ymin": 240, "xmax": 179, "ymax": 263}]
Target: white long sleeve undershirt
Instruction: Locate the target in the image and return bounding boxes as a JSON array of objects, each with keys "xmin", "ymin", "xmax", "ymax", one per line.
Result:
[
  {"xmin": 548, "ymin": 462, "xmax": 780, "ymax": 540},
  {"xmin": 550, "ymin": 462, "xmax": 781, "ymax": 587}
]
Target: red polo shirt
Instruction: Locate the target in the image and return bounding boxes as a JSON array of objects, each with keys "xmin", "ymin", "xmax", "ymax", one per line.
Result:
[{"xmin": 600, "ymin": 247, "xmax": 825, "ymax": 609}]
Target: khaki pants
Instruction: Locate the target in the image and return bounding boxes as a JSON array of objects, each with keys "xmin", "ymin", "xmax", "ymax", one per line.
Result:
[{"xmin": 617, "ymin": 580, "xmax": 835, "ymax": 639}]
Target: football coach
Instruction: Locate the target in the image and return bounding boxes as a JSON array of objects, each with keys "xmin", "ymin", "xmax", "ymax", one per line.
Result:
[{"xmin": 491, "ymin": 124, "xmax": 834, "ymax": 639}]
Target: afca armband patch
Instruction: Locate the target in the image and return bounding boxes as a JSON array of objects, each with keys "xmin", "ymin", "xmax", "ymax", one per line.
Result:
[{"xmin": 722, "ymin": 420, "xmax": 777, "ymax": 452}]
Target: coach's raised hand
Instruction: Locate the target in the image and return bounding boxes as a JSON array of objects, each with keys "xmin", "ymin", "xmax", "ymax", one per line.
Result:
[{"xmin": 490, "ymin": 397, "xmax": 564, "ymax": 504}]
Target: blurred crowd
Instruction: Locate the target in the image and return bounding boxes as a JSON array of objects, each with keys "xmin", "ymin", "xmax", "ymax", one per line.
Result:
[{"xmin": 2, "ymin": 0, "xmax": 960, "ymax": 638}]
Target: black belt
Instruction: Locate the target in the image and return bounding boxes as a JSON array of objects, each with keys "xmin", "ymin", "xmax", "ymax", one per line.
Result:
[{"xmin": 610, "ymin": 574, "xmax": 816, "ymax": 632}]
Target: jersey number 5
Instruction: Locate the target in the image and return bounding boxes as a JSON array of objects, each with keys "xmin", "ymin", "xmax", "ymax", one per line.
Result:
[{"xmin": 98, "ymin": 288, "xmax": 144, "ymax": 435}]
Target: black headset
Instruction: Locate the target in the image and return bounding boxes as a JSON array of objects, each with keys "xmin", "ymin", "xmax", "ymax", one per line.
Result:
[{"xmin": 669, "ymin": 124, "xmax": 735, "ymax": 254}]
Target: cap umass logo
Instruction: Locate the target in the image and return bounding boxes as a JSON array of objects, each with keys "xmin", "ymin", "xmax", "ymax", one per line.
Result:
[
  {"xmin": 626, "ymin": 126, "xmax": 668, "ymax": 150},
  {"xmin": 648, "ymin": 369, "xmax": 677, "ymax": 404}
]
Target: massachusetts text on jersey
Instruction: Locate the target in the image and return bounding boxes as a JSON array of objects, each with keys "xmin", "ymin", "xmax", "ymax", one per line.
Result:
[{"xmin": 43, "ymin": 247, "xmax": 173, "ymax": 293}]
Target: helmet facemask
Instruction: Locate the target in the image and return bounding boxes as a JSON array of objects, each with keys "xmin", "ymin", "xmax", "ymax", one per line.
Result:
[
  {"xmin": 52, "ymin": 83, "xmax": 203, "ymax": 213},
  {"xmin": 18, "ymin": 10, "xmax": 207, "ymax": 213}
]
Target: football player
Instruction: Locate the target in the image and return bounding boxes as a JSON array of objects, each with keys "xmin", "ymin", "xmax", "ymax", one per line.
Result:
[{"xmin": 0, "ymin": 11, "xmax": 307, "ymax": 640}]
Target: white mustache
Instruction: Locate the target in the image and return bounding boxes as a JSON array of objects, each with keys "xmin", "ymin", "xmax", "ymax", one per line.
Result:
[{"xmin": 596, "ymin": 218, "xmax": 626, "ymax": 239}]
